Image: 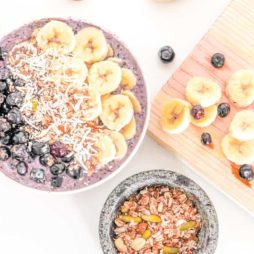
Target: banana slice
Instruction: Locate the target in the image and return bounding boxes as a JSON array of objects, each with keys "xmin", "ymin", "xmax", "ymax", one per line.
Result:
[
  {"xmin": 107, "ymin": 131, "xmax": 128, "ymax": 160},
  {"xmin": 121, "ymin": 117, "xmax": 137, "ymax": 140},
  {"xmin": 54, "ymin": 57, "xmax": 88, "ymax": 85},
  {"xmin": 160, "ymin": 99, "xmax": 191, "ymax": 134},
  {"xmin": 36, "ymin": 20, "xmax": 76, "ymax": 53},
  {"xmin": 121, "ymin": 68, "xmax": 137, "ymax": 90},
  {"xmin": 230, "ymin": 110, "xmax": 254, "ymax": 141},
  {"xmin": 107, "ymin": 44, "xmax": 114, "ymax": 57},
  {"xmin": 74, "ymin": 27, "xmax": 108, "ymax": 64},
  {"xmin": 100, "ymin": 94, "xmax": 134, "ymax": 131},
  {"xmin": 221, "ymin": 134, "xmax": 254, "ymax": 165},
  {"xmin": 88, "ymin": 60, "xmax": 122, "ymax": 95},
  {"xmin": 107, "ymin": 57, "xmax": 123, "ymax": 66},
  {"xmin": 122, "ymin": 90, "xmax": 141, "ymax": 113},
  {"xmin": 95, "ymin": 133, "xmax": 116, "ymax": 164},
  {"xmin": 226, "ymin": 70, "xmax": 254, "ymax": 108},
  {"xmin": 81, "ymin": 88, "xmax": 102, "ymax": 121},
  {"xmin": 185, "ymin": 77, "xmax": 222, "ymax": 107},
  {"xmin": 191, "ymin": 105, "xmax": 217, "ymax": 127}
]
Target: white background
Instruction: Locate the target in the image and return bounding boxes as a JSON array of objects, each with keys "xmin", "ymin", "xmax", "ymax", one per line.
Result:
[{"xmin": 0, "ymin": 0, "xmax": 253, "ymax": 253}]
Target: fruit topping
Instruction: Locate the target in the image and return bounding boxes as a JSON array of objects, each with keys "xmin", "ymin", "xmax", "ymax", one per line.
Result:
[
  {"xmin": 50, "ymin": 141, "xmax": 67, "ymax": 158},
  {"xmin": 159, "ymin": 46, "xmax": 175, "ymax": 63},
  {"xmin": 51, "ymin": 176, "xmax": 63, "ymax": 188},
  {"xmin": 7, "ymin": 107, "xmax": 22, "ymax": 124},
  {"xmin": 0, "ymin": 117, "xmax": 11, "ymax": 135},
  {"xmin": 217, "ymin": 103, "xmax": 230, "ymax": 118},
  {"xmin": 39, "ymin": 153, "xmax": 55, "ymax": 167},
  {"xmin": 62, "ymin": 152, "xmax": 74, "ymax": 163},
  {"xmin": 6, "ymin": 92, "xmax": 23, "ymax": 107},
  {"xmin": 1, "ymin": 133, "xmax": 11, "ymax": 145},
  {"xmin": 0, "ymin": 103, "xmax": 11, "ymax": 115},
  {"xmin": 201, "ymin": 132, "xmax": 212, "ymax": 146},
  {"xmin": 0, "ymin": 93, "xmax": 5, "ymax": 105},
  {"xmin": 0, "ymin": 67, "xmax": 10, "ymax": 80},
  {"xmin": 190, "ymin": 105, "xmax": 204, "ymax": 120},
  {"xmin": 0, "ymin": 47, "xmax": 6, "ymax": 61},
  {"xmin": 31, "ymin": 141, "xmax": 50, "ymax": 156},
  {"xmin": 50, "ymin": 162, "xmax": 65, "ymax": 175},
  {"xmin": 11, "ymin": 144, "xmax": 29, "ymax": 160},
  {"xmin": 16, "ymin": 161, "xmax": 28, "ymax": 176},
  {"xmin": 13, "ymin": 77, "xmax": 26, "ymax": 87},
  {"xmin": 239, "ymin": 164, "xmax": 254, "ymax": 181},
  {"xmin": 30, "ymin": 168, "xmax": 46, "ymax": 183},
  {"xmin": 12, "ymin": 131, "xmax": 29, "ymax": 144},
  {"xmin": 66, "ymin": 162, "xmax": 82, "ymax": 179},
  {"xmin": 0, "ymin": 146, "xmax": 11, "ymax": 160},
  {"xmin": 0, "ymin": 82, "xmax": 7, "ymax": 93},
  {"xmin": 211, "ymin": 53, "xmax": 225, "ymax": 68}
]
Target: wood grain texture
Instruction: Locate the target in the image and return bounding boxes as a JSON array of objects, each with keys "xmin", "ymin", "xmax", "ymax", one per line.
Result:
[{"xmin": 148, "ymin": 0, "xmax": 254, "ymax": 215}]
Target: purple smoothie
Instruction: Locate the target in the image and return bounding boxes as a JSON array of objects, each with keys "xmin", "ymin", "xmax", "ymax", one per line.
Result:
[{"xmin": 0, "ymin": 18, "xmax": 148, "ymax": 192}]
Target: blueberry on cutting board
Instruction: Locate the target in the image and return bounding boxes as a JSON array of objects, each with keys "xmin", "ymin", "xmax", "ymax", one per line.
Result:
[{"xmin": 159, "ymin": 46, "xmax": 175, "ymax": 63}]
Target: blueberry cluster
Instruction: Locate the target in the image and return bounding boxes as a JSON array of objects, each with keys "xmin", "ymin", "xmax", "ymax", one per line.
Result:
[{"xmin": 0, "ymin": 65, "xmax": 83, "ymax": 188}]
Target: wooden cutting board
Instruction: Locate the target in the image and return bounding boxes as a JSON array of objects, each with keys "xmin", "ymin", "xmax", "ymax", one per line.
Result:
[{"xmin": 148, "ymin": 0, "xmax": 254, "ymax": 215}]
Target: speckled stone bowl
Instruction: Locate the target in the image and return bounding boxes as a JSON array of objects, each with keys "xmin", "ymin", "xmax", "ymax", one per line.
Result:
[{"xmin": 99, "ymin": 169, "xmax": 218, "ymax": 254}]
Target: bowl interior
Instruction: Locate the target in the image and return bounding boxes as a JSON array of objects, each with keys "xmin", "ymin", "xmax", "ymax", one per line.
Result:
[{"xmin": 99, "ymin": 170, "xmax": 218, "ymax": 254}]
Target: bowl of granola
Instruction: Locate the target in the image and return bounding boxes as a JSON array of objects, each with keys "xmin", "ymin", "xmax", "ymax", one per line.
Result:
[
  {"xmin": 99, "ymin": 170, "xmax": 218, "ymax": 254},
  {"xmin": 0, "ymin": 18, "xmax": 149, "ymax": 192}
]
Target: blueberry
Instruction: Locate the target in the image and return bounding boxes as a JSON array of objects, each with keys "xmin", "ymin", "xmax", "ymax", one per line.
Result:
[
  {"xmin": 0, "ymin": 47, "xmax": 5, "ymax": 61},
  {"xmin": 30, "ymin": 168, "xmax": 46, "ymax": 184},
  {"xmin": 211, "ymin": 53, "xmax": 225, "ymax": 68},
  {"xmin": 217, "ymin": 103, "xmax": 230, "ymax": 118},
  {"xmin": 239, "ymin": 164, "xmax": 254, "ymax": 181},
  {"xmin": 16, "ymin": 161, "xmax": 28, "ymax": 176},
  {"xmin": 0, "ymin": 146, "xmax": 10, "ymax": 160},
  {"xmin": 50, "ymin": 141, "xmax": 67, "ymax": 158},
  {"xmin": 31, "ymin": 142, "xmax": 50, "ymax": 156},
  {"xmin": 0, "ymin": 67, "xmax": 10, "ymax": 80},
  {"xmin": 62, "ymin": 152, "xmax": 74, "ymax": 163},
  {"xmin": 201, "ymin": 132, "xmax": 212, "ymax": 146},
  {"xmin": 66, "ymin": 162, "xmax": 82, "ymax": 180},
  {"xmin": 0, "ymin": 103, "xmax": 12, "ymax": 115},
  {"xmin": 7, "ymin": 107, "xmax": 22, "ymax": 125},
  {"xmin": 191, "ymin": 105, "xmax": 205, "ymax": 120},
  {"xmin": 11, "ymin": 144, "xmax": 29, "ymax": 160},
  {"xmin": 39, "ymin": 153, "xmax": 55, "ymax": 167},
  {"xmin": 51, "ymin": 176, "xmax": 63, "ymax": 188},
  {"xmin": 0, "ymin": 93, "xmax": 5, "ymax": 105},
  {"xmin": 50, "ymin": 163, "xmax": 65, "ymax": 175},
  {"xmin": 12, "ymin": 131, "xmax": 29, "ymax": 144},
  {"xmin": 0, "ymin": 133, "xmax": 11, "ymax": 145},
  {"xmin": 0, "ymin": 81, "xmax": 7, "ymax": 93},
  {"xmin": 0, "ymin": 117, "xmax": 11, "ymax": 134},
  {"xmin": 158, "ymin": 46, "xmax": 175, "ymax": 63},
  {"xmin": 6, "ymin": 92, "xmax": 23, "ymax": 108}
]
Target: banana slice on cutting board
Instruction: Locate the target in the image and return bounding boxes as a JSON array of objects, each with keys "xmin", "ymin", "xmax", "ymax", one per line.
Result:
[
  {"xmin": 185, "ymin": 77, "xmax": 222, "ymax": 107},
  {"xmin": 160, "ymin": 98, "xmax": 191, "ymax": 134},
  {"xmin": 36, "ymin": 20, "xmax": 76, "ymax": 54},
  {"xmin": 122, "ymin": 90, "xmax": 141, "ymax": 113},
  {"xmin": 95, "ymin": 133, "xmax": 116, "ymax": 164},
  {"xmin": 221, "ymin": 134, "xmax": 254, "ymax": 165},
  {"xmin": 230, "ymin": 110, "xmax": 254, "ymax": 141},
  {"xmin": 107, "ymin": 131, "xmax": 128, "ymax": 160},
  {"xmin": 121, "ymin": 68, "xmax": 137, "ymax": 90},
  {"xmin": 88, "ymin": 60, "xmax": 122, "ymax": 95},
  {"xmin": 121, "ymin": 117, "xmax": 137, "ymax": 140},
  {"xmin": 100, "ymin": 94, "xmax": 134, "ymax": 131},
  {"xmin": 74, "ymin": 27, "xmax": 108, "ymax": 64},
  {"xmin": 191, "ymin": 105, "xmax": 217, "ymax": 128},
  {"xmin": 226, "ymin": 70, "xmax": 254, "ymax": 108}
]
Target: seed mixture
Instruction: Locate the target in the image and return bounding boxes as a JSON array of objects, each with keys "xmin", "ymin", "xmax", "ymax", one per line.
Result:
[{"xmin": 114, "ymin": 186, "xmax": 202, "ymax": 254}]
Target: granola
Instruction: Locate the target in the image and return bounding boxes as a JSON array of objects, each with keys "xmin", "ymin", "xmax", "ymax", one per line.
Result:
[{"xmin": 113, "ymin": 186, "xmax": 202, "ymax": 254}]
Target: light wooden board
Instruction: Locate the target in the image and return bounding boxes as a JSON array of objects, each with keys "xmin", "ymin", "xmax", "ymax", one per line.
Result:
[{"xmin": 148, "ymin": 0, "xmax": 254, "ymax": 215}]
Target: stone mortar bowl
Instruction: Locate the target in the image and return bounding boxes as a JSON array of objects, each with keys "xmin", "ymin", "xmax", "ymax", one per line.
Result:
[{"xmin": 99, "ymin": 169, "xmax": 219, "ymax": 254}]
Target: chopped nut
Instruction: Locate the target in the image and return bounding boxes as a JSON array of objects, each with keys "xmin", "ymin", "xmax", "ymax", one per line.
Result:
[
  {"xmin": 163, "ymin": 246, "xmax": 179, "ymax": 254},
  {"xmin": 142, "ymin": 229, "xmax": 152, "ymax": 240},
  {"xmin": 131, "ymin": 238, "xmax": 146, "ymax": 251},
  {"xmin": 114, "ymin": 238, "xmax": 127, "ymax": 253},
  {"xmin": 119, "ymin": 215, "xmax": 142, "ymax": 223},
  {"xmin": 136, "ymin": 222, "xmax": 148, "ymax": 234},
  {"xmin": 142, "ymin": 214, "xmax": 161, "ymax": 223}
]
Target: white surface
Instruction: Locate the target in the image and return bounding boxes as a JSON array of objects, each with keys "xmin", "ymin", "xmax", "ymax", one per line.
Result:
[{"xmin": 0, "ymin": 0, "xmax": 253, "ymax": 253}]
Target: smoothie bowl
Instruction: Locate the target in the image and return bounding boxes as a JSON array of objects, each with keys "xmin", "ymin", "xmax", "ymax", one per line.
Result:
[
  {"xmin": 0, "ymin": 18, "xmax": 149, "ymax": 192},
  {"xmin": 99, "ymin": 170, "xmax": 218, "ymax": 254}
]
